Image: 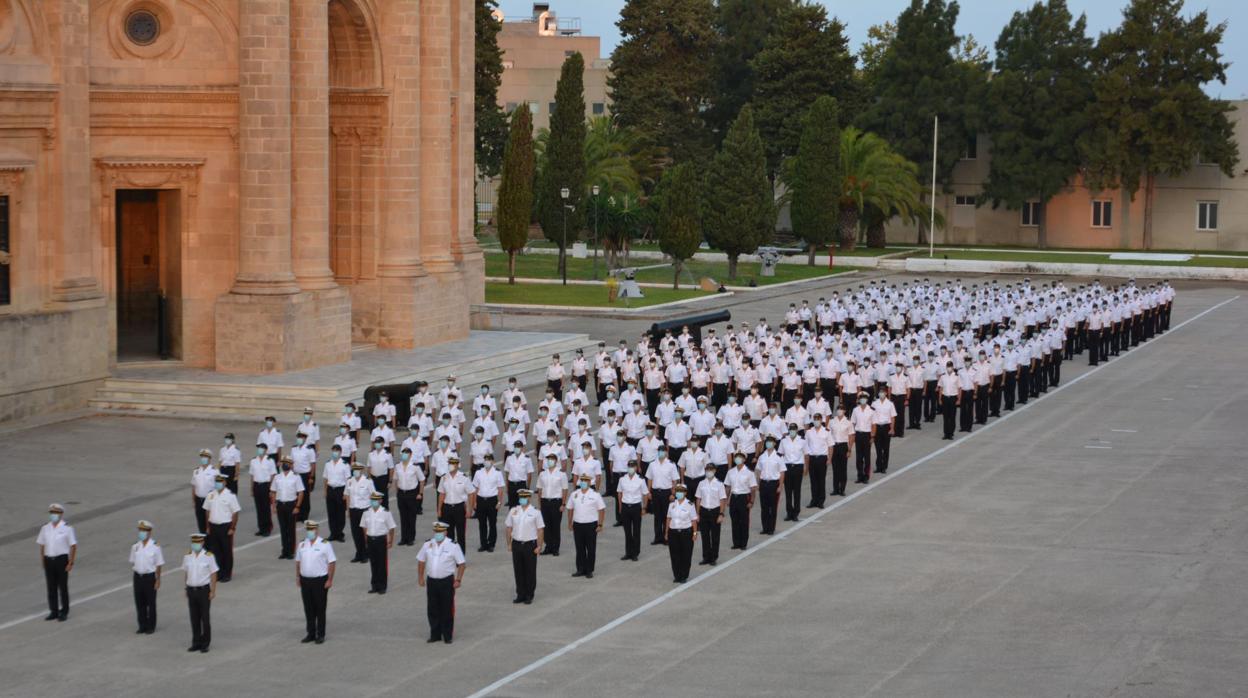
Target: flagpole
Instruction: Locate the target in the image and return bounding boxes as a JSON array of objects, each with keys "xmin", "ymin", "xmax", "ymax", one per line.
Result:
[{"xmin": 929, "ymin": 114, "xmax": 938, "ymax": 258}]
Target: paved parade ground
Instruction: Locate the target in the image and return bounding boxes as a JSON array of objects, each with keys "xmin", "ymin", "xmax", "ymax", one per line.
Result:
[{"xmin": 0, "ymin": 276, "xmax": 1245, "ymax": 698}]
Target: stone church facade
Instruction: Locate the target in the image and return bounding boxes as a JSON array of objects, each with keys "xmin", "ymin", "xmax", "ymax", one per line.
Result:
[{"xmin": 0, "ymin": 0, "xmax": 484, "ymax": 421}]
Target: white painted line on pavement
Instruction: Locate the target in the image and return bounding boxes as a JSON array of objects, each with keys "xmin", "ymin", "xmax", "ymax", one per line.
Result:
[
  {"xmin": 1084, "ymin": 445, "xmax": 1113, "ymax": 449},
  {"xmin": 465, "ymin": 294, "xmax": 1241, "ymax": 698},
  {"xmin": 1111, "ymin": 429, "xmax": 1137, "ymax": 433}
]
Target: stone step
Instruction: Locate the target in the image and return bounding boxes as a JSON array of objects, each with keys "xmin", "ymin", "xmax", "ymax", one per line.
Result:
[{"xmin": 89, "ymin": 334, "xmax": 600, "ymax": 422}]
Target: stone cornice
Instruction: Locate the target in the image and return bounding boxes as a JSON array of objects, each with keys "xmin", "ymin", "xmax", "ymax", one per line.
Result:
[
  {"xmin": 91, "ymin": 89, "xmax": 239, "ymax": 103},
  {"xmin": 95, "ymin": 157, "xmax": 206, "ymax": 170}
]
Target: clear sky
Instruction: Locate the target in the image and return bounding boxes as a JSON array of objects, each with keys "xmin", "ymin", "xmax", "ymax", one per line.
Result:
[{"xmin": 497, "ymin": 0, "xmax": 1246, "ymax": 99}]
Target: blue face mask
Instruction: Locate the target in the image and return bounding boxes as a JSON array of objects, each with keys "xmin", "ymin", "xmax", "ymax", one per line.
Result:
[
  {"xmin": 306, "ymin": 531, "xmax": 316, "ymax": 541},
  {"xmin": 200, "ymin": 457, "xmax": 210, "ymax": 465},
  {"xmin": 138, "ymin": 531, "xmax": 149, "ymax": 542},
  {"xmin": 433, "ymin": 533, "xmax": 446, "ymax": 543},
  {"xmin": 371, "ymin": 502, "xmax": 381, "ymax": 509},
  {"xmin": 214, "ymin": 482, "xmax": 225, "ymax": 491},
  {"xmin": 518, "ymin": 497, "xmax": 529, "ymax": 506},
  {"xmin": 578, "ymin": 482, "xmax": 589, "ymax": 490},
  {"xmin": 191, "ymin": 543, "xmax": 203, "ymax": 553},
  {"xmin": 256, "ymin": 448, "xmax": 266, "ymax": 456},
  {"xmin": 675, "ymin": 492, "xmax": 686, "ymax": 501},
  {"xmin": 49, "ymin": 513, "xmax": 61, "ymax": 523}
]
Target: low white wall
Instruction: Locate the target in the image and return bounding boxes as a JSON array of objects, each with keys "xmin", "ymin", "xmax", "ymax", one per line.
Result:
[{"xmin": 902, "ymin": 257, "xmax": 1248, "ymax": 282}]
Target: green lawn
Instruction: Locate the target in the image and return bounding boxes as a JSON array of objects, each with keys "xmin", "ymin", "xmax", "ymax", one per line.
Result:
[
  {"xmin": 909, "ymin": 249, "xmax": 1248, "ymax": 268},
  {"xmin": 485, "ymin": 282, "xmax": 711, "ymax": 308},
  {"xmin": 484, "ymin": 252, "xmax": 854, "ymax": 285}
]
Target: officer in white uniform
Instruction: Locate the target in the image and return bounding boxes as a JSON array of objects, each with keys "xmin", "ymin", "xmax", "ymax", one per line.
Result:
[
  {"xmin": 615, "ymin": 462, "xmax": 649, "ymax": 561},
  {"xmin": 360, "ymin": 492, "xmax": 396, "ymax": 594},
  {"xmin": 417, "ymin": 521, "xmax": 466, "ymax": 643},
  {"xmin": 665, "ymin": 484, "xmax": 698, "ymax": 583},
  {"xmin": 183, "ymin": 532, "xmax": 217, "ymax": 653},
  {"xmin": 504, "ymin": 490, "xmax": 545, "ymax": 604},
  {"xmin": 202, "ymin": 474, "xmax": 240, "ymax": 582},
  {"xmin": 36, "ymin": 503, "xmax": 77, "ymax": 621},
  {"xmin": 129, "ymin": 519, "xmax": 164, "ymax": 634},
  {"xmin": 344, "ymin": 463, "xmax": 376, "ymax": 563},
  {"xmin": 694, "ymin": 465, "xmax": 726, "ymax": 565},
  {"xmin": 295, "ymin": 520, "xmax": 335, "ymax": 644},
  {"xmin": 567, "ymin": 475, "xmax": 606, "ymax": 579},
  {"xmin": 271, "ymin": 457, "xmax": 306, "ymax": 559}
]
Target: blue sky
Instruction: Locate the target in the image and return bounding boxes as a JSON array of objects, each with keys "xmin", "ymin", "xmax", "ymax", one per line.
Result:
[{"xmin": 498, "ymin": 0, "xmax": 1246, "ymax": 99}]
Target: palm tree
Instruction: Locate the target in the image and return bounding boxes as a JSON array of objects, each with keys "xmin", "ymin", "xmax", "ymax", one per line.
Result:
[{"xmin": 837, "ymin": 127, "xmax": 938, "ymax": 250}]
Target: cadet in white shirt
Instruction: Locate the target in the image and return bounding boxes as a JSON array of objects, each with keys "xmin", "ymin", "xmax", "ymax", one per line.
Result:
[
  {"xmin": 504, "ymin": 489, "xmax": 545, "ymax": 604},
  {"xmin": 755, "ymin": 441, "xmax": 786, "ymax": 534},
  {"xmin": 322, "ymin": 446, "xmax": 352, "ymax": 543},
  {"xmin": 871, "ymin": 389, "xmax": 897, "ymax": 475},
  {"xmin": 190, "ymin": 449, "xmax": 219, "ymax": 535},
  {"xmin": 183, "ymin": 532, "xmax": 217, "ymax": 653},
  {"xmin": 218, "ymin": 433, "xmax": 242, "ymax": 493},
  {"xmin": 724, "ymin": 457, "xmax": 759, "ymax": 550},
  {"xmin": 295, "ymin": 520, "xmax": 335, "ymax": 644},
  {"xmin": 567, "ymin": 476, "xmax": 607, "ymax": 578},
  {"xmin": 202, "ymin": 474, "xmax": 241, "ymax": 582},
  {"xmin": 536, "ymin": 455, "xmax": 568, "ymax": 556},
  {"xmin": 665, "ymin": 484, "xmax": 699, "ymax": 583},
  {"xmin": 393, "ymin": 447, "xmax": 426, "ymax": 547},
  {"xmin": 130, "ymin": 520, "xmax": 164, "ymax": 634},
  {"xmin": 850, "ymin": 394, "xmax": 876, "ymax": 484},
  {"xmin": 694, "ymin": 465, "xmax": 727, "ymax": 565},
  {"xmin": 271, "ymin": 457, "xmax": 306, "ymax": 560},
  {"xmin": 366, "ymin": 438, "xmax": 395, "ymax": 510},
  {"xmin": 803, "ymin": 416, "xmax": 832, "ymax": 509},
  {"xmin": 37, "ymin": 503, "xmax": 76, "ymax": 621},
  {"xmin": 361, "ymin": 493, "xmax": 396, "ymax": 594},
  {"xmin": 417, "ymin": 521, "xmax": 466, "ymax": 643},
  {"xmin": 471, "ymin": 456, "xmax": 505, "ymax": 553},
  {"xmin": 258, "ymin": 416, "xmax": 285, "ymax": 462},
  {"xmin": 248, "ymin": 444, "xmax": 277, "ymax": 537},
  {"xmin": 344, "ymin": 464, "xmax": 377, "ymax": 563},
  {"xmin": 437, "ymin": 458, "xmax": 475, "ymax": 553},
  {"xmin": 647, "ymin": 449, "xmax": 680, "ymax": 545},
  {"xmin": 615, "ymin": 462, "xmax": 649, "ymax": 561}
]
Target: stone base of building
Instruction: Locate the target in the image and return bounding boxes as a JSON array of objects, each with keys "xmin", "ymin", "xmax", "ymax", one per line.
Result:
[
  {"xmin": 377, "ymin": 269, "xmax": 472, "ymax": 349},
  {"xmin": 213, "ymin": 287, "xmax": 351, "ymax": 374},
  {"xmin": 0, "ymin": 304, "xmax": 110, "ymax": 423}
]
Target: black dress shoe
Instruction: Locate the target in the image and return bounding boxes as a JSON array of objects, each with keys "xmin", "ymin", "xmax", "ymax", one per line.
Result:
[
  {"xmin": 57, "ymin": 612, "xmax": 68, "ymax": 622},
  {"xmin": 187, "ymin": 645, "xmax": 200, "ymax": 652},
  {"xmin": 444, "ymin": 637, "xmax": 454, "ymax": 644},
  {"xmin": 698, "ymin": 559, "xmax": 709, "ymax": 565},
  {"xmin": 549, "ymin": 551, "xmax": 559, "ymax": 557},
  {"xmin": 613, "ymin": 522, "xmax": 623, "ymax": 527},
  {"xmin": 367, "ymin": 589, "xmax": 377, "ymax": 594},
  {"xmin": 199, "ymin": 646, "xmax": 209, "ymax": 653},
  {"xmin": 585, "ymin": 573, "xmax": 593, "ymax": 579},
  {"xmin": 145, "ymin": 629, "xmax": 155, "ymax": 635},
  {"xmin": 315, "ymin": 637, "xmax": 325, "ymax": 644},
  {"xmin": 301, "ymin": 635, "xmax": 315, "ymax": 643},
  {"xmin": 376, "ymin": 590, "xmax": 386, "ymax": 595},
  {"xmin": 477, "ymin": 547, "xmax": 487, "ymax": 552},
  {"xmin": 513, "ymin": 597, "xmax": 524, "ymax": 604},
  {"xmin": 522, "ymin": 598, "xmax": 532, "ymax": 605},
  {"xmin": 571, "ymin": 571, "xmax": 585, "ymax": 577},
  {"xmin": 620, "ymin": 555, "xmax": 631, "ymax": 561},
  {"xmin": 428, "ymin": 637, "xmax": 441, "ymax": 643},
  {"xmin": 630, "ymin": 555, "xmax": 639, "ymax": 561},
  {"xmin": 254, "ymin": 531, "xmax": 264, "ymax": 537},
  {"xmin": 45, "ymin": 613, "xmax": 57, "ymax": 621},
  {"xmin": 136, "ymin": 628, "xmax": 145, "ymax": 634}
]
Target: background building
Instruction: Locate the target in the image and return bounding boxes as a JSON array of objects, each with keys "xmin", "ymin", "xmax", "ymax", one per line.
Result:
[
  {"xmin": 477, "ymin": 3, "xmax": 610, "ymax": 223},
  {"xmin": 0, "ymin": 0, "xmax": 484, "ymax": 422},
  {"xmin": 886, "ymin": 101, "xmax": 1248, "ymax": 251}
]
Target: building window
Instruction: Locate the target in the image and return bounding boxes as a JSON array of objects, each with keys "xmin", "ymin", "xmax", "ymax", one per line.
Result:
[
  {"xmin": 125, "ymin": 10, "xmax": 160, "ymax": 46},
  {"xmin": 564, "ymin": 50, "xmax": 576, "ymax": 57},
  {"xmin": 548, "ymin": 102, "xmax": 557, "ymax": 114},
  {"xmin": 0, "ymin": 195, "xmax": 9, "ymax": 306},
  {"xmin": 528, "ymin": 101, "xmax": 539, "ymax": 114},
  {"xmin": 962, "ymin": 133, "xmax": 978, "ymax": 160},
  {"xmin": 1021, "ymin": 200, "xmax": 1040, "ymax": 227},
  {"xmin": 1092, "ymin": 200, "xmax": 1113, "ymax": 228},
  {"xmin": 954, "ymin": 195, "xmax": 976, "ymax": 206},
  {"xmin": 502, "ymin": 60, "xmax": 514, "ymax": 70},
  {"xmin": 1197, "ymin": 201, "xmax": 1219, "ymax": 231},
  {"xmin": 592, "ymin": 102, "xmax": 605, "ymax": 115}
]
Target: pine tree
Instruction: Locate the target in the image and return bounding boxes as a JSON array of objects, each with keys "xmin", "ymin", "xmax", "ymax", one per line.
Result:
[
  {"xmin": 1082, "ymin": 0, "xmax": 1239, "ymax": 248},
  {"xmin": 656, "ymin": 163, "xmax": 703, "ymax": 289},
  {"xmin": 703, "ymin": 105, "xmax": 775, "ymax": 279},
  {"xmin": 864, "ymin": 0, "xmax": 987, "ymax": 193},
  {"xmin": 609, "ymin": 0, "xmax": 717, "ymax": 164},
  {"xmin": 981, "ymin": 0, "xmax": 1093, "ymax": 249},
  {"xmin": 787, "ymin": 96, "xmax": 841, "ymax": 263},
  {"xmin": 537, "ymin": 53, "xmax": 587, "ymax": 281},
  {"xmin": 750, "ymin": 1, "xmax": 857, "ymax": 177},
  {"xmin": 475, "ymin": 0, "xmax": 508, "ymax": 178},
  {"xmin": 497, "ymin": 107, "xmax": 535, "ymax": 285},
  {"xmin": 708, "ymin": 0, "xmax": 793, "ymax": 143}
]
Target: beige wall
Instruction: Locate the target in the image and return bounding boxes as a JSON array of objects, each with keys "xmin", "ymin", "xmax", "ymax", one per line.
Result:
[
  {"xmin": 0, "ymin": 0, "xmax": 483, "ymax": 422},
  {"xmin": 887, "ymin": 101, "xmax": 1248, "ymax": 251}
]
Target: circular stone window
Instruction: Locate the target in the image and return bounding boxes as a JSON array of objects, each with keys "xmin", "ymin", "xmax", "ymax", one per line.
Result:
[{"xmin": 125, "ymin": 10, "xmax": 160, "ymax": 46}]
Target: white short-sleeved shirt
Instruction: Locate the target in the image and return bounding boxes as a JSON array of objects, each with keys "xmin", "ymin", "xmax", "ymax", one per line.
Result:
[
  {"xmin": 345, "ymin": 475, "xmax": 377, "ymax": 509},
  {"xmin": 666, "ymin": 500, "xmax": 698, "ymax": 529},
  {"xmin": 416, "ymin": 539, "xmax": 465, "ymax": 579},
  {"xmin": 203, "ymin": 489, "xmax": 241, "ymax": 524},
  {"xmin": 694, "ymin": 478, "xmax": 727, "ymax": 511},
  {"xmin": 438, "ymin": 472, "xmax": 475, "ymax": 505},
  {"xmin": 505, "ymin": 505, "xmax": 546, "ymax": 541},
  {"xmin": 616, "ymin": 473, "xmax": 649, "ymax": 504},
  {"xmin": 472, "ymin": 467, "xmax": 506, "ymax": 498},
  {"xmin": 272, "ymin": 471, "xmax": 306, "ymax": 502},
  {"xmin": 296, "ymin": 537, "xmax": 336, "ymax": 577},
  {"xmin": 183, "ymin": 551, "xmax": 219, "ymax": 587},
  {"xmin": 36, "ymin": 521, "xmax": 77, "ymax": 557},
  {"xmin": 130, "ymin": 539, "xmax": 165, "ymax": 574},
  {"xmin": 569, "ymin": 489, "xmax": 607, "ymax": 523},
  {"xmin": 361, "ymin": 507, "xmax": 397, "ymax": 536},
  {"xmin": 724, "ymin": 466, "xmax": 759, "ymax": 495}
]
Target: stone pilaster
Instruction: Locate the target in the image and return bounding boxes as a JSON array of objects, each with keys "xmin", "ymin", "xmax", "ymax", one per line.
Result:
[
  {"xmin": 290, "ymin": 0, "xmax": 337, "ymax": 291},
  {"xmin": 419, "ymin": 0, "xmax": 456, "ymax": 275},
  {"xmin": 50, "ymin": 0, "xmax": 101, "ymax": 303},
  {"xmin": 452, "ymin": 0, "xmax": 485, "ymax": 305},
  {"xmin": 376, "ymin": 0, "xmax": 435, "ymax": 349},
  {"xmin": 215, "ymin": 0, "xmax": 349, "ymax": 372}
]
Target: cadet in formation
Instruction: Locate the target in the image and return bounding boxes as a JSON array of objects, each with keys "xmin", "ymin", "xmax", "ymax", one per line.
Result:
[
  {"xmin": 504, "ymin": 489, "xmax": 544, "ymax": 604},
  {"xmin": 36, "ymin": 503, "xmax": 76, "ymax": 622},
  {"xmin": 417, "ymin": 521, "xmax": 466, "ymax": 644},
  {"xmin": 295, "ymin": 520, "xmax": 335, "ymax": 644},
  {"xmin": 129, "ymin": 519, "xmax": 164, "ymax": 634},
  {"xmin": 183, "ymin": 532, "xmax": 217, "ymax": 653}
]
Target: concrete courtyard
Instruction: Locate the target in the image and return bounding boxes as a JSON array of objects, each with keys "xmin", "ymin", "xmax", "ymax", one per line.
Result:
[{"xmin": 0, "ymin": 275, "xmax": 1244, "ymax": 698}]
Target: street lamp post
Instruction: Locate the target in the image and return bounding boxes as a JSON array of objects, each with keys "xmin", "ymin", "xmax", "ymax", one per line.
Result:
[
  {"xmin": 591, "ymin": 185, "xmax": 600, "ymax": 281},
  {"xmin": 560, "ymin": 187, "xmax": 570, "ymax": 286}
]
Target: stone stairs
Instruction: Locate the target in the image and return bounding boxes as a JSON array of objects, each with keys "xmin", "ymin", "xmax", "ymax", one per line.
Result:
[{"xmin": 89, "ymin": 334, "xmax": 600, "ymax": 421}]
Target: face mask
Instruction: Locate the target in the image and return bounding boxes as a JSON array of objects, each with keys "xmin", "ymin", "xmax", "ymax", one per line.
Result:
[
  {"xmin": 675, "ymin": 492, "xmax": 686, "ymax": 501},
  {"xmin": 735, "ymin": 458, "xmax": 745, "ymax": 466},
  {"xmin": 296, "ymin": 438, "xmax": 305, "ymax": 445},
  {"xmin": 214, "ymin": 482, "xmax": 225, "ymax": 491},
  {"xmin": 256, "ymin": 448, "xmax": 266, "ymax": 456},
  {"xmin": 266, "ymin": 420, "xmax": 275, "ymax": 428},
  {"xmin": 225, "ymin": 438, "xmax": 234, "ymax": 445},
  {"xmin": 518, "ymin": 497, "xmax": 529, "ymax": 506},
  {"xmin": 627, "ymin": 467, "xmax": 636, "ymax": 474},
  {"xmin": 578, "ymin": 482, "xmax": 589, "ymax": 490},
  {"xmin": 339, "ymin": 427, "xmax": 348, "ymax": 434},
  {"xmin": 332, "ymin": 451, "xmax": 342, "ymax": 459},
  {"xmin": 401, "ymin": 453, "xmax": 411, "ymax": 461},
  {"xmin": 191, "ymin": 543, "xmax": 203, "ymax": 553},
  {"xmin": 138, "ymin": 531, "xmax": 149, "ymax": 542},
  {"xmin": 200, "ymin": 456, "xmax": 210, "ymax": 465},
  {"xmin": 50, "ymin": 513, "xmax": 61, "ymax": 523},
  {"xmin": 303, "ymin": 415, "xmax": 311, "ymax": 422},
  {"xmin": 705, "ymin": 472, "xmax": 715, "ymax": 480},
  {"xmin": 646, "ymin": 430, "xmax": 654, "ymax": 436},
  {"xmin": 433, "ymin": 533, "xmax": 446, "ymax": 543},
  {"xmin": 374, "ymin": 444, "xmax": 383, "ymax": 450},
  {"xmin": 380, "ymin": 397, "xmax": 389, "ymax": 404},
  {"xmin": 371, "ymin": 502, "xmax": 381, "ymax": 509},
  {"xmin": 859, "ymin": 399, "xmax": 867, "ymax": 405},
  {"xmin": 306, "ymin": 531, "xmax": 316, "ymax": 541},
  {"xmin": 347, "ymin": 407, "xmax": 355, "ymax": 414}
]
